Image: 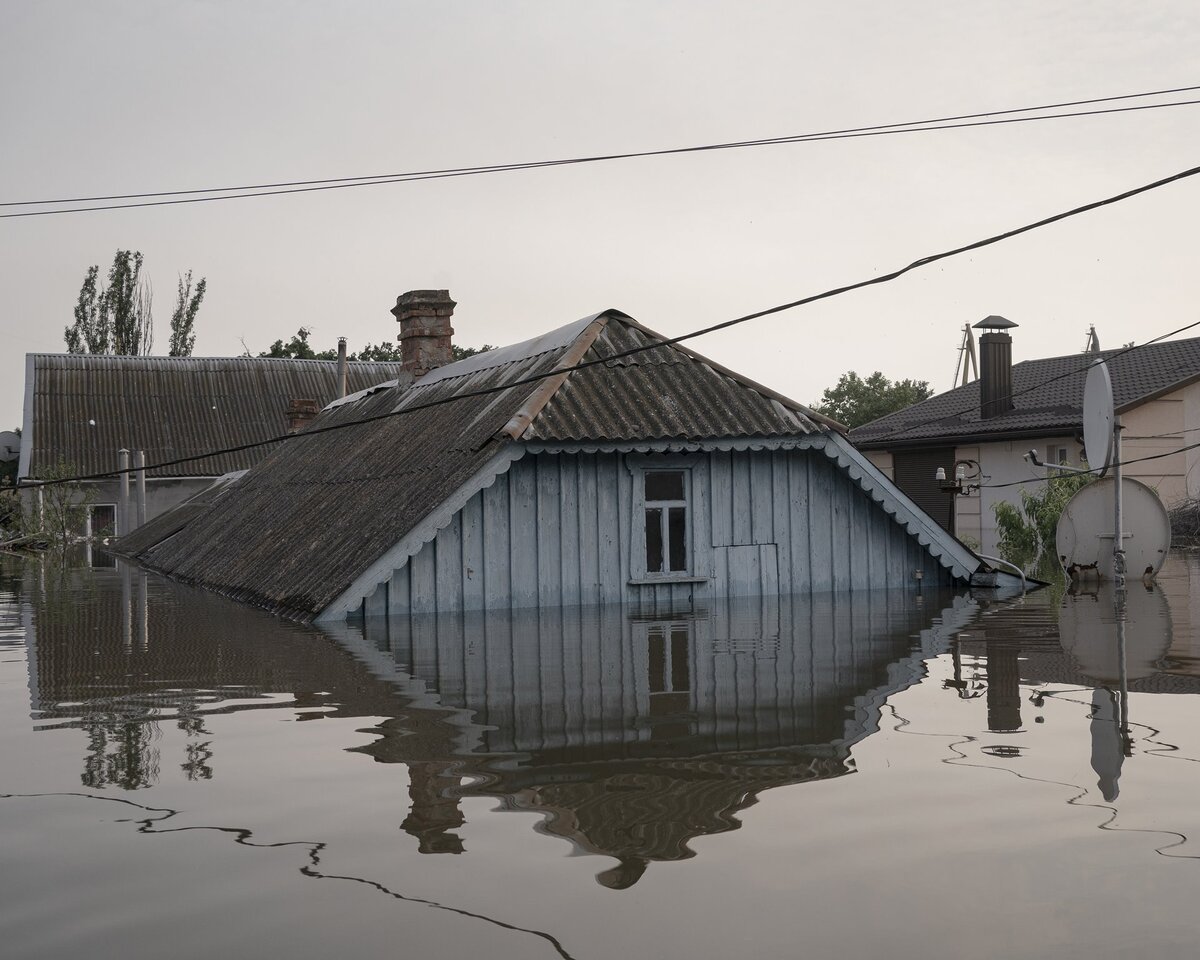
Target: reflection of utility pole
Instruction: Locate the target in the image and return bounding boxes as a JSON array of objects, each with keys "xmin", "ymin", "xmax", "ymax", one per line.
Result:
[{"xmin": 1090, "ymin": 689, "xmax": 1125, "ymax": 802}]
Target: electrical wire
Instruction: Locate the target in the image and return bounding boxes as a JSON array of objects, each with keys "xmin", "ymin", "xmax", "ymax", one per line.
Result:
[
  {"xmin": 5, "ymin": 81, "xmax": 1198, "ymax": 208},
  {"xmin": 5, "ymin": 95, "xmax": 1200, "ymax": 219},
  {"xmin": 19, "ymin": 158, "xmax": 1200, "ymax": 489},
  {"xmin": 979, "ymin": 438, "xmax": 1200, "ymax": 489}
]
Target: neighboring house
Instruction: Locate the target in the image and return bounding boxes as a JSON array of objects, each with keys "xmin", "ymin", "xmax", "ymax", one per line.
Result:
[
  {"xmin": 18, "ymin": 353, "xmax": 406, "ymax": 534},
  {"xmin": 119, "ymin": 290, "xmax": 1017, "ymax": 621},
  {"xmin": 850, "ymin": 316, "xmax": 1200, "ymax": 554}
]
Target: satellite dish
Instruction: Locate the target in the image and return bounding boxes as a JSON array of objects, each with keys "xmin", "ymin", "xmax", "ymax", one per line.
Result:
[
  {"xmin": 1059, "ymin": 583, "xmax": 1171, "ymax": 682},
  {"xmin": 1082, "ymin": 361, "xmax": 1114, "ymax": 476},
  {"xmin": 0, "ymin": 430, "xmax": 19, "ymax": 463},
  {"xmin": 1056, "ymin": 476, "xmax": 1170, "ymax": 580}
]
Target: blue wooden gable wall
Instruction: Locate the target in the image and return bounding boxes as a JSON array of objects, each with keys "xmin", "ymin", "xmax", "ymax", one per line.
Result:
[{"xmin": 363, "ymin": 448, "xmax": 957, "ymax": 618}]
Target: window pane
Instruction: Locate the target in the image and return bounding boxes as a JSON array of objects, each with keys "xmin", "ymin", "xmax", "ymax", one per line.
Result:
[
  {"xmin": 645, "ymin": 470, "xmax": 684, "ymax": 501},
  {"xmin": 668, "ymin": 506, "xmax": 687, "ymax": 571},
  {"xmin": 645, "ymin": 507, "xmax": 664, "ymax": 572}
]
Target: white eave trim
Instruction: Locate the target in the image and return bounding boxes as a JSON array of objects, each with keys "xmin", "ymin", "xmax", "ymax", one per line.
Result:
[{"xmin": 315, "ymin": 444, "xmax": 528, "ymax": 622}]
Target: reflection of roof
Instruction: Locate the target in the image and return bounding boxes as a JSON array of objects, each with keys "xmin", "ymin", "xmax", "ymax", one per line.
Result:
[
  {"xmin": 20, "ymin": 354, "xmax": 406, "ymax": 479},
  {"xmin": 851, "ymin": 336, "xmax": 1200, "ymax": 447},
  {"xmin": 120, "ymin": 311, "xmax": 826, "ymax": 618}
]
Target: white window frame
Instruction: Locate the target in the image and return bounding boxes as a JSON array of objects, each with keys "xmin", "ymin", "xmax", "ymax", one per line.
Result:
[{"xmin": 628, "ymin": 457, "xmax": 701, "ymax": 583}]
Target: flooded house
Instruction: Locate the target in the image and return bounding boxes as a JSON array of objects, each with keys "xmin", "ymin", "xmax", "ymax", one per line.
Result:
[
  {"xmin": 851, "ymin": 317, "xmax": 1200, "ymax": 553},
  {"xmin": 16, "ymin": 351, "xmax": 406, "ymax": 534},
  {"xmin": 118, "ymin": 290, "xmax": 1016, "ymax": 620}
]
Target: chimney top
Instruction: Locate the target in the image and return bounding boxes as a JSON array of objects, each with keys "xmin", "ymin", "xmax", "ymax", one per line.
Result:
[
  {"xmin": 973, "ymin": 315, "xmax": 1018, "ymax": 331},
  {"xmin": 391, "ymin": 290, "xmax": 456, "ymax": 378}
]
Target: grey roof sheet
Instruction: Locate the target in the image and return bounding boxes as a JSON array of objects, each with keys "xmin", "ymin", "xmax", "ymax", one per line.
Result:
[
  {"xmin": 22, "ymin": 354, "xmax": 407, "ymax": 478},
  {"xmin": 850, "ymin": 336, "xmax": 1200, "ymax": 447},
  {"xmin": 120, "ymin": 312, "xmax": 824, "ymax": 619},
  {"xmin": 527, "ymin": 319, "xmax": 817, "ymax": 441}
]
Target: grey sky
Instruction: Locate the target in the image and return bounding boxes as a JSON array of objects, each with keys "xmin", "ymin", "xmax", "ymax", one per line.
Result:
[{"xmin": 4, "ymin": 1, "xmax": 1199, "ymax": 435}]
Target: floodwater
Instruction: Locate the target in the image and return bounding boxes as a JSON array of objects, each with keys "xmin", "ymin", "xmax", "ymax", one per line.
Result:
[{"xmin": 3, "ymin": 554, "xmax": 1200, "ymax": 960}]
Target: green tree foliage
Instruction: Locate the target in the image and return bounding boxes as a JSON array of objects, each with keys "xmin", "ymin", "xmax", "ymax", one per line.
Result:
[
  {"xmin": 813, "ymin": 371, "xmax": 933, "ymax": 429},
  {"xmin": 65, "ymin": 251, "xmax": 205, "ymax": 357},
  {"xmin": 168, "ymin": 271, "xmax": 206, "ymax": 357},
  {"xmin": 993, "ymin": 470, "xmax": 1094, "ymax": 570},
  {"xmin": 258, "ymin": 328, "xmax": 493, "ymax": 362}
]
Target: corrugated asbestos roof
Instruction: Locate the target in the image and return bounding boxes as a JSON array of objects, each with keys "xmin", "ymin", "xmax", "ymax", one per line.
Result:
[
  {"xmin": 851, "ymin": 337, "xmax": 1200, "ymax": 448},
  {"xmin": 21, "ymin": 354, "xmax": 407, "ymax": 478},
  {"xmin": 120, "ymin": 312, "xmax": 826, "ymax": 619},
  {"xmin": 525, "ymin": 319, "xmax": 815, "ymax": 441}
]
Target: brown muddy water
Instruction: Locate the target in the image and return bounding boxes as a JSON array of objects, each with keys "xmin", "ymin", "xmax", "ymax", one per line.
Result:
[{"xmin": 3, "ymin": 552, "xmax": 1200, "ymax": 959}]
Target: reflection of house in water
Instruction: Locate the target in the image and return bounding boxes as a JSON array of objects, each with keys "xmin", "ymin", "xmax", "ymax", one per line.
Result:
[
  {"xmin": 13, "ymin": 557, "xmax": 981, "ymax": 886},
  {"xmin": 328, "ymin": 588, "xmax": 973, "ymax": 886},
  {"xmin": 13, "ymin": 560, "xmax": 464, "ymax": 792}
]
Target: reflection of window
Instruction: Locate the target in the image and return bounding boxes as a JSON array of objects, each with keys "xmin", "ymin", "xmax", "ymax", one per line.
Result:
[
  {"xmin": 643, "ymin": 470, "xmax": 688, "ymax": 575},
  {"xmin": 647, "ymin": 624, "xmax": 691, "ymax": 694}
]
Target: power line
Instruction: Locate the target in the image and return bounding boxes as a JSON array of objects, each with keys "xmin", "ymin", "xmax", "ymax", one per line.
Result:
[
  {"xmin": 981, "ymin": 439, "xmax": 1200, "ymax": 489},
  {"xmin": 5, "ymin": 95, "xmax": 1200, "ymax": 219},
  {"xmin": 20, "ymin": 158, "xmax": 1200, "ymax": 489},
  {"xmin": 6, "ymin": 82, "xmax": 1197, "ymax": 208}
]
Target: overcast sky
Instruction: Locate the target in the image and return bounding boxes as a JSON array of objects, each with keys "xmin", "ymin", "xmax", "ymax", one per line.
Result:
[{"xmin": 4, "ymin": 1, "xmax": 1200, "ymax": 434}]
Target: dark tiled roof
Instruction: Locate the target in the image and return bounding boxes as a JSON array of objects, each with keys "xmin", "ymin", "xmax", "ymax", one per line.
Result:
[
  {"xmin": 21, "ymin": 354, "xmax": 407, "ymax": 478},
  {"xmin": 850, "ymin": 337, "xmax": 1200, "ymax": 448},
  {"xmin": 120, "ymin": 312, "xmax": 823, "ymax": 619}
]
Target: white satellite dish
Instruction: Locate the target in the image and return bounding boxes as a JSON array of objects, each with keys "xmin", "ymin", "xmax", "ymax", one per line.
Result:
[
  {"xmin": 1082, "ymin": 361, "xmax": 1114, "ymax": 477},
  {"xmin": 1056, "ymin": 476, "xmax": 1170, "ymax": 580},
  {"xmin": 1059, "ymin": 583, "xmax": 1171, "ymax": 682},
  {"xmin": 0, "ymin": 430, "xmax": 19, "ymax": 463}
]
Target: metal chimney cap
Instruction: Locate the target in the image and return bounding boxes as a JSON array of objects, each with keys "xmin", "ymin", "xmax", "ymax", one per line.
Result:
[{"xmin": 973, "ymin": 315, "xmax": 1018, "ymax": 330}]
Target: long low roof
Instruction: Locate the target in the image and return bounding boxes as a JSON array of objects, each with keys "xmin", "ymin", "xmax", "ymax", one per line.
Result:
[
  {"xmin": 851, "ymin": 336, "xmax": 1200, "ymax": 448},
  {"xmin": 121, "ymin": 310, "xmax": 828, "ymax": 619},
  {"xmin": 19, "ymin": 354, "xmax": 407, "ymax": 479}
]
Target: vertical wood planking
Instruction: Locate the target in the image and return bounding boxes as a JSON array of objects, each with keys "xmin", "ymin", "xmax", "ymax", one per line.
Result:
[
  {"xmin": 409, "ymin": 540, "xmax": 437, "ymax": 615},
  {"xmin": 434, "ymin": 512, "xmax": 464, "ymax": 613},
  {"xmin": 710, "ymin": 450, "xmax": 733, "ymax": 546},
  {"xmin": 731, "ymin": 453, "xmax": 752, "ymax": 545},
  {"xmin": 387, "ymin": 565, "xmax": 410, "ymax": 618},
  {"xmin": 482, "ymin": 471, "xmax": 510, "ymax": 610},
  {"xmin": 577, "ymin": 454, "xmax": 600, "ymax": 606},
  {"xmin": 508, "ymin": 457, "xmax": 539, "ymax": 608},
  {"xmin": 788, "ymin": 452, "xmax": 811, "ymax": 592},
  {"xmin": 808, "ymin": 456, "xmax": 833, "ymax": 591},
  {"xmin": 460, "ymin": 492, "xmax": 485, "ymax": 611},
  {"xmin": 750, "ymin": 451, "xmax": 773, "ymax": 544},
  {"xmin": 689, "ymin": 452, "xmax": 713, "ymax": 578},
  {"xmin": 771, "ymin": 450, "xmax": 792, "ymax": 588},
  {"xmin": 536, "ymin": 455, "xmax": 563, "ymax": 607},
  {"xmin": 597, "ymin": 455, "xmax": 622, "ymax": 602},
  {"xmin": 559, "ymin": 455, "xmax": 581, "ymax": 605}
]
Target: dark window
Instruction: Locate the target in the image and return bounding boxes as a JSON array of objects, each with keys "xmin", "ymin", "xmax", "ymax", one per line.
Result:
[
  {"xmin": 644, "ymin": 471, "xmax": 688, "ymax": 575},
  {"xmin": 90, "ymin": 504, "xmax": 116, "ymax": 538}
]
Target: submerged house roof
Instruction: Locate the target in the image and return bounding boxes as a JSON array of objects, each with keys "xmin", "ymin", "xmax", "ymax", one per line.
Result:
[
  {"xmin": 851, "ymin": 336, "xmax": 1200, "ymax": 448},
  {"xmin": 18, "ymin": 353, "xmax": 406, "ymax": 480},
  {"xmin": 119, "ymin": 309, "xmax": 992, "ymax": 619}
]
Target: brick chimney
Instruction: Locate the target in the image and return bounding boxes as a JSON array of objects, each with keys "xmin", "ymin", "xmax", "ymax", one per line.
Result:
[
  {"xmin": 391, "ymin": 290, "xmax": 456, "ymax": 378},
  {"xmin": 974, "ymin": 315, "xmax": 1018, "ymax": 419},
  {"xmin": 285, "ymin": 398, "xmax": 320, "ymax": 434}
]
